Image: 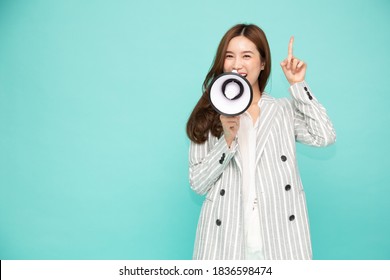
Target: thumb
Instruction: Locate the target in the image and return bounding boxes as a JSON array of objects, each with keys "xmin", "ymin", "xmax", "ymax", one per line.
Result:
[{"xmin": 280, "ymin": 59, "xmax": 288, "ymax": 72}]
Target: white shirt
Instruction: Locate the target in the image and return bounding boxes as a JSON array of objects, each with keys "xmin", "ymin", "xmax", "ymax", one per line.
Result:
[{"xmin": 237, "ymin": 107, "xmax": 265, "ymax": 260}]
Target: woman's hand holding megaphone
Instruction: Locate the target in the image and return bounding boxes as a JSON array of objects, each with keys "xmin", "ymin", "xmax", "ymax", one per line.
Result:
[{"xmin": 220, "ymin": 115, "xmax": 240, "ymax": 148}]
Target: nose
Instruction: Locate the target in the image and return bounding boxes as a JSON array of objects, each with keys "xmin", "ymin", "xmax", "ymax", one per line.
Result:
[{"xmin": 233, "ymin": 58, "xmax": 243, "ymax": 70}]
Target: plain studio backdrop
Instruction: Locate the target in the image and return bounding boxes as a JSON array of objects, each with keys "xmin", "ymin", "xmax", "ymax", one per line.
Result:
[{"xmin": 0, "ymin": 0, "xmax": 389, "ymax": 260}]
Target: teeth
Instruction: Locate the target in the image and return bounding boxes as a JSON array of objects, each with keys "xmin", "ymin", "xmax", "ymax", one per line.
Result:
[{"xmin": 231, "ymin": 70, "xmax": 246, "ymax": 77}]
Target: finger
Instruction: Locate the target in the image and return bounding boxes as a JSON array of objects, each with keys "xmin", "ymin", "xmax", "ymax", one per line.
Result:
[
  {"xmin": 221, "ymin": 115, "xmax": 239, "ymax": 120},
  {"xmin": 220, "ymin": 115, "xmax": 236, "ymax": 122},
  {"xmin": 296, "ymin": 60, "xmax": 306, "ymax": 69},
  {"xmin": 288, "ymin": 36, "xmax": 294, "ymax": 60},
  {"xmin": 229, "ymin": 118, "xmax": 239, "ymax": 126},
  {"xmin": 292, "ymin": 58, "xmax": 299, "ymax": 74},
  {"xmin": 220, "ymin": 116, "xmax": 239, "ymax": 127},
  {"xmin": 229, "ymin": 116, "xmax": 240, "ymax": 123},
  {"xmin": 280, "ymin": 58, "xmax": 288, "ymax": 67},
  {"xmin": 286, "ymin": 57, "xmax": 291, "ymax": 70}
]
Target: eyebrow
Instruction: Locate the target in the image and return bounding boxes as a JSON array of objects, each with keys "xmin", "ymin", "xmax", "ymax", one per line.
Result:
[{"xmin": 226, "ymin": 50, "xmax": 255, "ymax": 54}]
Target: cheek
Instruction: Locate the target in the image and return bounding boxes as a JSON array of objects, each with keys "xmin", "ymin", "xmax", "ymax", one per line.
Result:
[
  {"xmin": 248, "ymin": 66, "xmax": 261, "ymax": 77},
  {"xmin": 223, "ymin": 63, "xmax": 227, "ymax": 72},
  {"xmin": 249, "ymin": 65, "xmax": 262, "ymax": 78},
  {"xmin": 223, "ymin": 60, "xmax": 232, "ymax": 72},
  {"xmin": 247, "ymin": 67, "xmax": 262, "ymax": 85}
]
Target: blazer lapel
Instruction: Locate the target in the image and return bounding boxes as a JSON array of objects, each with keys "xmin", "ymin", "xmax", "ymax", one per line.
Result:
[
  {"xmin": 255, "ymin": 93, "xmax": 277, "ymax": 165},
  {"xmin": 233, "ymin": 145, "xmax": 242, "ymax": 173}
]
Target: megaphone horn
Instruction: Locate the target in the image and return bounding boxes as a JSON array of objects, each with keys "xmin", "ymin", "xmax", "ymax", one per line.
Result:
[{"xmin": 209, "ymin": 71, "xmax": 253, "ymax": 116}]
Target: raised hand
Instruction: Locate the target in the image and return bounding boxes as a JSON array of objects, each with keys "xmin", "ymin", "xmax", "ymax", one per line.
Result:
[{"xmin": 280, "ymin": 36, "xmax": 307, "ymax": 85}]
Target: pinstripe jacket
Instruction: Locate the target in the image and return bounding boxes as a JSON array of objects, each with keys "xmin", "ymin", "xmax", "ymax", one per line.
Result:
[{"xmin": 189, "ymin": 81, "xmax": 336, "ymax": 260}]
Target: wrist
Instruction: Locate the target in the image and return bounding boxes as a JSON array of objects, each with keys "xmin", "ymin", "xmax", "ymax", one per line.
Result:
[
  {"xmin": 225, "ymin": 136, "xmax": 233, "ymax": 148},
  {"xmin": 288, "ymin": 78, "xmax": 304, "ymax": 86}
]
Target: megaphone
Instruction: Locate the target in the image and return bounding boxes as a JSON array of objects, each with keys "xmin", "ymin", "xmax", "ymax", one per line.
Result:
[{"xmin": 209, "ymin": 70, "xmax": 253, "ymax": 116}]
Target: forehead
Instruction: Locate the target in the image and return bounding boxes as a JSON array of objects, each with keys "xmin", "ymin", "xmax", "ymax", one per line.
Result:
[{"xmin": 226, "ymin": 36, "xmax": 258, "ymax": 52}]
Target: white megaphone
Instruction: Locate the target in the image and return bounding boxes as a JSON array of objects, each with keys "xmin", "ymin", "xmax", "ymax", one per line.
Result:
[{"xmin": 209, "ymin": 70, "xmax": 253, "ymax": 116}]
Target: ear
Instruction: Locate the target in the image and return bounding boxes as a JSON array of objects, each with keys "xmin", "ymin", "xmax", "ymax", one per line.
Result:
[{"xmin": 261, "ymin": 63, "xmax": 265, "ymax": 70}]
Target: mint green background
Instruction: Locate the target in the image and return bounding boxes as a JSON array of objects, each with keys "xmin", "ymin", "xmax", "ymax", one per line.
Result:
[{"xmin": 0, "ymin": 0, "xmax": 389, "ymax": 260}]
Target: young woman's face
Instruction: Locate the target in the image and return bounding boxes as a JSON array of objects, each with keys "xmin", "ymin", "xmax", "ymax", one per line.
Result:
[{"xmin": 223, "ymin": 36, "xmax": 263, "ymax": 91}]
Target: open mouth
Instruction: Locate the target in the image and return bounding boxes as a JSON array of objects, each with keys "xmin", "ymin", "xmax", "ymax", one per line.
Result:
[{"xmin": 231, "ymin": 70, "xmax": 247, "ymax": 78}]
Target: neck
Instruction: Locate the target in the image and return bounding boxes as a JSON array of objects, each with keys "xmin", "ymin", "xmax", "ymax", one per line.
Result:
[{"xmin": 251, "ymin": 87, "xmax": 262, "ymax": 105}]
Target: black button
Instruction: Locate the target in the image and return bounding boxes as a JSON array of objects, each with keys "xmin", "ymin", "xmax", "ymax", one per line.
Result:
[
  {"xmin": 285, "ymin": 185, "xmax": 291, "ymax": 191},
  {"xmin": 220, "ymin": 189, "xmax": 225, "ymax": 196},
  {"xmin": 216, "ymin": 219, "xmax": 222, "ymax": 226},
  {"xmin": 281, "ymin": 155, "xmax": 287, "ymax": 162},
  {"xmin": 304, "ymin": 87, "xmax": 308, "ymax": 91},
  {"xmin": 289, "ymin": 215, "xmax": 295, "ymax": 221},
  {"xmin": 219, "ymin": 153, "xmax": 226, "ymax": 164},
  {"xmin": 307, "ymin": 92, "xmax": 313, "ymax": 100}
]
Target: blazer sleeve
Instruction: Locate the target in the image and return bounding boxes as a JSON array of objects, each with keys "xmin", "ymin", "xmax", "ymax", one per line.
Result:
[
  {"xmin": 289, "ymin": 81, "xmax": 336, "ymax": 147},
  {"xmin": 189, "ymin": 133, "xmax": 238, "ymax": 196}
]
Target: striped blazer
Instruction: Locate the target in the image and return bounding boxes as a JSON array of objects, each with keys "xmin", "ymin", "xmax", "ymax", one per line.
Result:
[{"xmin": 189, "ymin": 81, "xmax": 336, "ymax": 260}]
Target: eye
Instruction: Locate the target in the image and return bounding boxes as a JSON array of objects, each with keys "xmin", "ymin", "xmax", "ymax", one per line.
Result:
[
  {"xmin": 243, "ymin": 54, "xmax": 252, "ymax": 59},
  {"xmin": 225, "ymin": 53, "xmax": 234, "ymax": 59}
]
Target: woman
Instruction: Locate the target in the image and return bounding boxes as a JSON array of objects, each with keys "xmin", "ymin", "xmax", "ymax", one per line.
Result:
[{"xmin": 186, "ymin": 24, "xmax": 336, "ymax": 260}]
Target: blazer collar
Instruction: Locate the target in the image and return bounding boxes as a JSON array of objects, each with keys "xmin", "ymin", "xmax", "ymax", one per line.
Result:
[{"xmin": 233, "ymin": 93, "xmax": 278, "ymax": 171}]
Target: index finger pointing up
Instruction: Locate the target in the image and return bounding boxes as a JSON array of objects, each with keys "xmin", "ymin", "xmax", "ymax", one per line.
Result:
[{"xmin": 288, "ymin": 36, "xmax": 294, "ymax": 59}]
